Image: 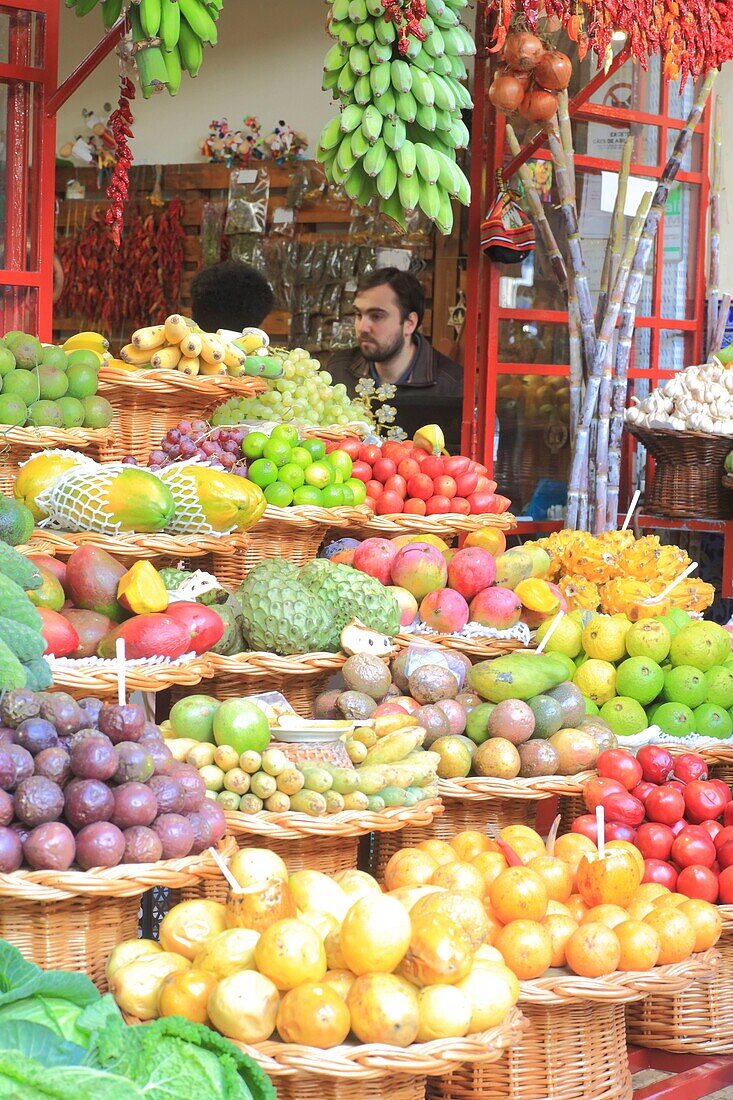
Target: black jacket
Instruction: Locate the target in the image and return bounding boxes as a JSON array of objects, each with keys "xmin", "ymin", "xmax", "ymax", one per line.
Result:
[{"xmin": 328, "ymin": 334, "xmax": 464, "ymax": 452}]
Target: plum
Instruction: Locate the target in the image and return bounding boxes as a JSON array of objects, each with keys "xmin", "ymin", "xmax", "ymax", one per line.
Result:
[
  {"xmin": 122, "ymin": 825, "xmax": 163, "ymax": 865},
  {"xmin": 111, "ymin": 782, "xmax": 158, "ymax": 829},
  {"xmin": 15, "ymin": 718, "xmax": 58, "ymax": 756},
  {"xmin": 152, "ymin": 813, "xmax": 194, "ymax": 859},
  {"xmin": 75, "ymin": 821, "xmax": 125, "ymax": 870},
  {"xmin": 0, "ymin": 750, "xmax": 16, "ymax": 790},
  {"xmin": 14, "ymin": 776, "xmax": 64, "ymax": 827},
  {"xmin": 113, "ymin": 742, "xmax": 154, "ymax": 785},
  {"xmin": 147, "ymin": 775, "xmax": 185, "ymax": 815},
  {"xmin": 69, "ymin": 735, "xmax": 117, "ymax": 781},
  {"xmin": 23, "ymin": 822, "xmax": 75, "ymax": 871},
  {"xmin": 168, "ymin": 763, "xmax": 206, "ymax": 813},
  {"xmin": 64, "ymin": 778, "xmax": 115, "ymax": 830},
  {"xmin": 78, "ymin": 697, "xmax": 104, "ymax": 727},
  {"xmin": 34, "ymin": 747, "xmax": 72, "ymax": 788},
  {"xmin": 5, "ymin": 745, "xmax": 33, "ymax": 789},
  {"xmin": 195, "ymin": 799, "xmax": 227, "ymax": 845},
  {"xmin": 39, "ymin": 693, "xmax": 85, "ymax": 738},
  {"xmin": 0, "ymin": 789, "xmax": 13, "ymax": 827},
  {"xmin": 186, "ymin": 811, "xmax": 214, "ymax": 855},
  {"xmin": 146, "ymin": 739, "xmax": 174, "ymax": 776},
  {"xmin": 98, "ymin": 703, "xmax": 145, "ymax": 744},
  {"xmin": 0, "ymin": 689, "xmax": 40, "ymax": 728},
  {"xmin": 0, "ymin": 827, "xmax": 22, "ymax": 873}
]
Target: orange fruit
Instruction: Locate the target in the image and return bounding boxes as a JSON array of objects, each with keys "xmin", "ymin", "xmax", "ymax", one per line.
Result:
[
  {"xmin": 626, "ymin": 900, "xmax": 656, "ymax": 921},
  {"xmin": 553, "ymin": 834, "xmax": 596, "ymax": 876},
  {"xmin": 652, "ymin": 892, "xmax": 688, "ymax": 909},
  {"xmin": 347, "ymin": 973, "xmax": 419, "ymax": 1046},
  {"xmin": 399, "ymin": 913, "xmax": 473, "ymax": 987},
  {"xmin": 416, "ymin": 839, "xmax": 459, "ymax": 866},
  {"xmin": 431, "ymin": 860, "xmax": 485, "ymax": 899},
  {"xmin": 582, "ymin": 904, "xmax": 629, "ymax": 930},
  {"xmin": 528, "ymin": 855, "xmax": 573, "ymax": 902},
  {"xmin": 490, "ymin": 867, "xmax": 548, "ymax": 924},
  {"xmin": 255, "ymin": 919, "xmax": 327, "ymax": 990},
  {"xmin": 678, "ymin": 900, "xmax": 723, "ymax": 953},
  {"xmin": 276, "ymin": 982, "xmax": 351, "ymax": 1047},
  {"xmin": 495, "ymin": 919, "xmax": 553, "ymax": 979},
  {"xmin": 605, "ymin": 840, "xmax": 645, "ymax": 879},
  {"xmin": 566, "ymin": 894, "xmax": 590, "ymax": 924},
  {"xmin": 465, "ymin": 528, "xmax": 506, "ymax": 555},
  {"xmin": 615, "ymin": 920, "xmax": 660, "ymax": 971},
  {"xmin": 546, "ymin": 899, "xmax": 573, "ymax": 917},
  {"xmin": 410, "ymin": 890, "xmax": 490, "ymax": 951},
  {"xmin": 450, "ymin": 830, "xmax": 493, "ymax": 862},
  {"xmin": 634, "ymin": 883, "xmax": 669, "ymax": 904},
  {"xmin": 385, "ymin": 848, "xmax": 438, "ymax": 891},
  {"xmin": 500, "ymin": 826, "xmax": 546, "ymax": 864},
  {"xmin": 644, "ymin": 907, "xmax": 696, "ymax": 964},
  {"xmin": 576, "ymin": 849, "xmax": 641, "ymax": 909},
  {"xmin": 340, "ymin": 895, "xmax": 411, "ymax": 975},
  {"xmin": 565, "ymin": 923, "xmax": 621, "ymax": 978},
  {"xmin": 157, "ymin": 968, "xmax": 217, "ymax": 1024},
  {"xmin": 544, "ymin": 913, "xmax": 578, "ymax": 967},
  {"xmin": 472, "ymin": 851, "xmax": 509, "ymax": 891}
]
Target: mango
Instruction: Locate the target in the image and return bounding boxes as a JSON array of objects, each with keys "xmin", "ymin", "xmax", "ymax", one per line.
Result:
[
  {"xmin": 494, "ymin": 549, "xmax": 534, "ymax": 591},
  {"xmin": 65, "ymin": 545, "xmax": 127, "ymax": 622},
  {"xmin": 27, "ymin": 566, "xmax": 65, "ymax": 611},
  {"xmin": 118, "ymin": 560, "xmax": 169, "ymax": 615},
  {"xmin": 468, "ymin": 653, "xmax": 569, "ymax": 703},
  {"xmin": 98, "ymin": 613, "xmax": 191, "ymax": 660}
]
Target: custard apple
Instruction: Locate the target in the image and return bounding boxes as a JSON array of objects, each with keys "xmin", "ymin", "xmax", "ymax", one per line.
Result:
[
  {"xmin": 298, "ymin": 560, "xmax": 400, "ymax": 649},
  {"xmin": 237, "ymin": 559, "xmax": 333, "ymax": 654}
]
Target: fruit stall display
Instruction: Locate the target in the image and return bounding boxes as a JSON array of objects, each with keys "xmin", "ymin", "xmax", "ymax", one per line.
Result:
[
  {"xmin": 163, "ymin": 693, "xmax": 443, "ymax": 889},
  {"xmin": 0, "ymin": 689, "xmax": 236, "ymax": 987}
]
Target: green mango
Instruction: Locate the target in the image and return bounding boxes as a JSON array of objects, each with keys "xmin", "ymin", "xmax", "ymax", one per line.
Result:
[{"xmin": 468, "ymin": 653, "xmax": 569, "ymax": 703}]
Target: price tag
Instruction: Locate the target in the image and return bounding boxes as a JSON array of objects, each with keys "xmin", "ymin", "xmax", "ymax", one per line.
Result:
[
  {"xmin": 236, "ymin": 169, "xmax": 258, "ymax": 184},
  {"xmin": 376, "ymin": 248, "xmax": 411, "ymax": 271},
  {"xmin": 272, "ymin": 207, "xmax": 295, "ymax": 225}
]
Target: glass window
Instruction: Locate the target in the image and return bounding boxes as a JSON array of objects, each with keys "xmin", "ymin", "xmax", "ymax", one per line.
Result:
[
  {"xmin": 0, "ymin": 284, "xmax": 37, "ymax": 334},
  {"xmin": 498, "ymin": 319, "xmax": 570, "ymax": 365},
  {"xmin": 494, "ymin": 372, "xmax": 570, "ymax": 516},
  {"xmin": 659, "ymin": 328, "xmax": 696, "ymax": 373},
  {"xmin": 0, "ymin": 8, "xmax": 41, "ymax": 69}
]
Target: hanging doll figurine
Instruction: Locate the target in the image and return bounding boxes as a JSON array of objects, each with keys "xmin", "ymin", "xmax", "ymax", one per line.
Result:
[
  {"xmin": 481, "ymin": 171, "xmax": 536, "ymax": 264},
  {"xmin": 261, "ymin": 120, "xmax": 309, "ymax": 164}
]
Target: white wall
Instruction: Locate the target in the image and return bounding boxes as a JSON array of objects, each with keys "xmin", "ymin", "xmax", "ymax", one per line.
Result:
[{"xmin": 57, "ymin": 0, "xmax": 333, "ymax": 164}]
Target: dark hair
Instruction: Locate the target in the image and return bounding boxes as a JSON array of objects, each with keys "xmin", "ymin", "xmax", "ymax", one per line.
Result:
[
  {"xmin": 190, "ymin": 260, "xmax": 275, "ymax": 332},
  {"xmin": 357, "ymin": 268, "xmax": 425, "ymax": 328}
]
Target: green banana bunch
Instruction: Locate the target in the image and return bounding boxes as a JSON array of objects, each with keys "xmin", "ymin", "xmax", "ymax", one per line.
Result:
[
  {"xmin": 319, "ymin": 0, "xmax": 475, "ymax": 233},
  {"xmin": 66, "ymin": 0, "xmax": 223, "ymax": 95}
]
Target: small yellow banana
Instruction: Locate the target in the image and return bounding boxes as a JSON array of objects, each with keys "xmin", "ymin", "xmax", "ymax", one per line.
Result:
[
  {"xmin": 199, "ymin": 360, "xmax": 227, "ymax": 376},
  {"xmin": 164, "ymin": 315, "xmax": 191, "ymax": 344},
  {"xmin": 239, "ymin": 328, "xmax": 269, "ymax": 353},
  {"xmin": 199, "ymin": 333, "xmax": 225, "ymax": 364},
  {"xmin": 63, "ymin": 331, "xmax": 109, "ymax": 354},
  {"xmin": 132, "ymin": 325, "xmax": 166, "ymax": 351},
  {"xmin": 180, "ymin": 332, "xmax": 203, "ymax": 358},
  {"xmin": 177, "ymin": 355, "xmax": 200, "ymax": 376},
  {"xmin": 151, "ymin": 345, "xmax": 182, "ymax": 370},
  {"xmin": 223, "ymin": 343, "xmax": 245, "ymax": 370},
  {"xmin": 120, "ymin": 343, "xmax": 155, "ymax": 366}
]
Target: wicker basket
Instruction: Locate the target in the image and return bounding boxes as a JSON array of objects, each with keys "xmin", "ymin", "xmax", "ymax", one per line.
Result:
[
  {"xmin": 170, "ymin": 650, "xmax": 346, "ymax": 715},
  {"xmin": 183, "ymin": 801, "xmax": 443, "ymax": 903},
  {"xmin": 0, "ymin": 837, "xmax": 236, "ymax": 991},
  {"xmin": 348, "ymin": 510, "xmax": 516, "ymax": 540},
  {"xmin": 28, "ymin": 527, "xmax": 250, "ymax": 570},
  {"xmin": 49, "ymin": 653, "xmax": 212, "ymax": 699},
  {"xmin": 627, "ymin": 423, "xmax": 733, "ymax": 520},
  {"xmin": 626, "ymin": 912, "xmax": 733, "ymax": 1053},
  {"xmin": 429, "ymin": 953, "xmax": 718, "ymax": 1100},
  {"xmin": 96, "ymin": 366, "xmax": 266, "ymax": 463},
  {"xmin": 395, "ymin": 631, "xmax": 526, "ymax": 660},
  {"xmin": 300, "ymin": 423, "xmax": 370, "ymax": 442},
  {"xmin": 0, "ymin": 424, "xmax": 116, "ymax": 494},
  {"xmin": 242, "ymin": 504, "xmax": 371, "ymax": 572},
  {"xmin": 558, "ymin": 792, "xmax": 587, "ymax": 833}
]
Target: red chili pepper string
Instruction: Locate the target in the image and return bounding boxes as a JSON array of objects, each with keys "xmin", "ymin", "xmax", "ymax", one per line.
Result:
[
  {"xmin": 383, "ymin": 0, "xmax": 428, "ymax": 55},
  {"xmin": 105, "ymin": 74, "xmax": 136, "ymax": 247}
]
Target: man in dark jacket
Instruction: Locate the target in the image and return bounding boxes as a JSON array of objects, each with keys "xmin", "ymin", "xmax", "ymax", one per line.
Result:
[{"xmin": 328, "ymin": 268, "xmax": 464, "ymax": 452}]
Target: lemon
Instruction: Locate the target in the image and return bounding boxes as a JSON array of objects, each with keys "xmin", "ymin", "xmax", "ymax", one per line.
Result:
[
  {"xmin": 599, "ymin": 696, "xmax": 649, "ymax": 737},
  {"xmin": 581, "ymin": 615, "xmax": 631, "ymax": 663},
  {"xmin": 536, "ymin": 615, "xmax": 582, "ymax": 659},
  {"xmin": 573, "ymin": 659, "xmax": 617, "ymax": 706}
]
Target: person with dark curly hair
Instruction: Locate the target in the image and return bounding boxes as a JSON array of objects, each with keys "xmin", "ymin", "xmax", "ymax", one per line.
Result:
[{"xmin": 190, "ymin": 260, "xmax": 275, "ymax": 334}]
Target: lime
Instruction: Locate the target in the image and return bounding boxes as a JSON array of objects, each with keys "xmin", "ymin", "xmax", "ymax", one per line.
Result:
[
  {"xmin": 650, "ymin": 701, "xmax": 695, "ymax": 737},
  {"xmin": 27, "ymin": 401, "xmax": 63, "ymax": 428},
  {"xmin": 81, "ymin": 395, "xmax": 114, "ymax": 428},
  {"xmin": 304, "ymin": 461, "xmax": 333, "ymax": 489},
  {"xmin": 39, "ymin": 345, "xmax": 68, "ymax": 371},
  {"xmin": 293, "ymin": 485, "xmax": 323, "ymax": 506},
  {"xmin": 0, "ymin": 347, "xmax": 15, "ymax": 376},
  {"xmin": 656, "ymin": 614, "xmax": 682, "ymax": 639},
  {"xmin": 615, "ymin": 656, "xmax": 664, "ymax": 705},
  {"xmin": 290, "ymin": 446, "xmax": 314, "ymax": 470},
  {"xmin": 278, "ymin": 462, "xmax": 305, "ymax": 490},
  {"xmin": 36, "ymin": 365, "xmax": 68, "ymax": 401},
  {"xmin": 599, "ymin": 696, "xmax": 649, "ymax": 737},
  {"xmin": 247, "ymin": 458, "xmax": 279, "ymax": 488},
  {"xmin": 66, "ymin": 363, "xmax": 99, "ymax": 400},
  {"xmin": 7, "ymin": 334, "xmax": 41, "ymax": 368},
  {"xmin": 693, "ymin": 703, "xmax": 733, "ymax": 739},
  {"xmin": 584, "ymin": 697, "xmax": 600, "ymax": 715},
  {"xmin": 302, "ymin": 438, "xmax": 326, "ymax": 461},
  {"xmin": 705, "ymin": 665, "xmax": 733, "ymax": 709},
  {"xmin": 667, "ymin": 608, "xmax": 692, "ymax": 629},
  {"xmin": 242, "ymin": 431, "xmax": 269, "ymax": 460},
  {"xmin": 332, "ymin": 469, "xmax": 344, "ymax": 484},
  {"xmin": 262, "ymin": 438, "xmax": 293, "ymax": 467},
  {"xmin": 465, "ymin": 702, "xmax": 495, "ymax": 745},
  {"xmin": 662, "ymin": 664, "xmax": 707, "ymax": 707},
  {"xmin": 346, "ymin": 477, "xmax": 367, "ymax": 505},
  {"xmin": 264, "ymin": 482, "xmax": 294, "ymax": 507},
  {"xmin": 56, "ymin": 396, "xmax": 84, "ymax": 428},
  {"xmin": 581, "ymin": 615, "xmax": 631, "ymax": 663},
  {"xmin": 573, "ymin": 659, "xmax": 617, "ymax": 706},
  {"xmin": 625, "ymin": 619, "xmax": 672, "ymax": 663},
  {"xmin": 0, "ymin": 498, "xmax": 34, "ymax": 545},
  {"xmin": 3, "ymin": 369, "xmax": 39, "ymax": 405},
  {"xmin": 65, "ymin": 349, "xmax": 101, "ymax": 371},
  {"xmin": 270, "ymin": 424, "xmax": 300, "ymax": 448},
  {"xmin": 340, "ymin": 485, "xmax": 355, "ymax": 506},
  {"xmin": 320, "ymin": 485, "xmax": 345, "ymax": 508},
  {"xmin": 327, "ymin": 449, "xmax": 353, "ymax": 480},
  {"xmin": 0, "ymin": 394, "xmax": 27, "ymax": 426},
  {"xmin": 670, "ymin": 621, "xmax": 731, "ymax": 672},
  {"xmin": 536, "ymin": 614, "xmax": 582, "ymax": 659}
]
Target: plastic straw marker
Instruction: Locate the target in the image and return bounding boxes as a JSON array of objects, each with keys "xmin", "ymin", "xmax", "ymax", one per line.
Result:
[
  {"xmin": 596, "ymin": 805, "xmax": 605, "ymax": 859},
  {"xmin": 535, "ymin": 609, "xmax": 565, "ymax": 654},
  {"xmin": 116, "ymin": 638, "xmax": 126, "ymax": 706},
  {"xmin": 621, "ymin": 489, "xmax": 641, "ymax": 531},
  {"xmin": 642, "ymin": 562, "xmax": 698, "ymax": 605},
  {"xmin": 209, "ymin": 845, "xmax": 242, "ymax": 893}
]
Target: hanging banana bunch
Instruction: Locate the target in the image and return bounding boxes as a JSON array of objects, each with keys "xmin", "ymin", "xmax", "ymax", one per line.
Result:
[
  {"xmin": 64, "ymin": 0, "xmax": 223, "ymax": 97},
  {"xmin": 317, "ymin": 0, "xmax": 475, "ymax": 234}
]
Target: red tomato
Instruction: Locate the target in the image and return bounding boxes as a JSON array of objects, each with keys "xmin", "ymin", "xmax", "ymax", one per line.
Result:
[
  {"xmin": 433, "ymin": 475, "xmax": 457, "ymax": 499},
  {"xmin": 700, "ymin": 819, "xmax": 723, "ymax": 842},
  {"xmin": 719, "ymin": 866, "xmax": 733, "ymax": 903},
  {"xmin": 443, "ymin": 456, "xmax": 470, "ymax": 477},
  {"xmin": 677, "ymin": 865, "xmax": 719, "ymax": 903},
  {"xmin": 451, "ymin": 497, "xmax": 471, "ymax": 515},
  {"xmin": 384, "ymin": 475, "xmax": 407, "ymax": 499},
  {"xmin": 631, "ymin": 781, "xmax": 657, "ymax": 804},
  {"xmin": 645, "ymin": 786, "xmax": 686, "ymax": 825},
  {"xmin": 338, "ymin": 437, "xmax": 362, "ymax": 460},
  {"xmin": 397, "ymin": 459, "xmax": 420, "ymax": 481},
  {"xmin": 403, "ymin": 498, "xmax": 427, "ymax": 515},
  {"xmin": 635, "ymin": 822, "xmax": 675, "ymax": 862},
  {"xmin": 673, "ymin": 753, "xmax": 708, "ymax": 783},
  {"xmin": 601, "ymin": 790, "xmax": 645, "ymax": 827},
  {"xmin": 359, "ymin": 444, "xmax": 381, "ymax": 465},
  {"xmin": 667, "ymin": 780, "xmax": 687, "ymax": 794},
  {"xmin": 467, "ymin": 492, "xmax": 498, "ymax": 514},
  {"xmin": 421, "ymin": 456, "xmax": 445, "ymax": 479},
  {"xmin": 715, "ymin": 825, "xmax": 733, "ymax": 850},
  {"xmin": 717, "ymin": 840, "xmax": 733, "ymax": 870},
  {"xmin": 426, "ymin": 495, "xmax": 452, "ymax": 515},
  {"xmin": 571, "ymin": 814, "xmax": 599, "ymax": 843},
  {"xmin": 642, "ymin": 858, "xmax": 678, "ymax": 891},
  {"xmin": 671, "ymin": 828, "xmax": 716, "ymax": 870},
  {"xmin": 365, "ymin": 480, "xmax": 383, "ymax": 499},
  {"xmin": 724, "ymin": 802, "xmax": 733, "ymax": 827},
  {"xmin": 670, "ymin": 819, "xmax": 687, "ymax": 837},
  {"xmin": 372, "ymin": 458, "xmax": 397, "ymax": 483},
  {"xmin": 605, "ymin": 821, "xmax": 637, "ymax": 842},
  {"xmin": 597, "ymin": 749, "xmax": 643, "ymax": 791},
  {"xmin": 350, "ymin": 461, "xmax": 372, "ymax": 483},
  {"xmin": 382, "ymin": 442, "xmax": 411, "ymax": 465},
  {"xmin": 375, "ymin": 491, "xmax": 404, "ymax": 514},
  {"xmin": 684, "ymin": 780, "xmax": 728, "ymax": 824},
  {"xmin": 492, "ymin": 494, "xmax": 512, "ymax": 513},
  {"xmin": 454, "ymin": 472, "xmax": 479, "ymax": 497},
  {"xmin": 636, "ymin": 745, "xmax": 673, "ymax": 785},
  {"xmin": 164, "ymin": 602, "xmax": 225, "ymax": 655},
  {"xmin": 406, "ymin": 473, "xmax": 434, "ymax": 501},
  {"xmin": 710, "ymin": 778, "xmax": 732, "ymax": 804},
  {"xmin": 583, "ymin": 776, "xmax": 627, "ymax": 813}
]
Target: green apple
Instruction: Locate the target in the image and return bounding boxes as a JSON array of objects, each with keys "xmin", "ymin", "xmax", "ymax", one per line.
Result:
[
  {"xmin": 213, "ymin": 699, "xmax": 271, "ymax": 754},
  {"xmin": 169, "ymin": 694, "xmax": 220, "ymax": 743}
]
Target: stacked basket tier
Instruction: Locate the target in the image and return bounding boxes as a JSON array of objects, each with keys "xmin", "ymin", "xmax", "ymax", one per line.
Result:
[
  {"xmin": 0, "ymin": 424, "xmax": 116, "ymax": 494},
  {"xmin": 626, "ymin": 423, "xmax": 733, "ymax": 520}
]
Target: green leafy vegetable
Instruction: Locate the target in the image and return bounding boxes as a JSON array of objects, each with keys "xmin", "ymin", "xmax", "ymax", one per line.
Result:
[
  {"xmin": 0, "ymin": 1053, "xmax": 143, "ymax": 1099},
  {"xmin": 0, "ymin": 1020, "xmax": 86, "ymax": 1067},
  {"xmin": 0, "ymin": 942, "xmax": 98, "ymax": 1011}
]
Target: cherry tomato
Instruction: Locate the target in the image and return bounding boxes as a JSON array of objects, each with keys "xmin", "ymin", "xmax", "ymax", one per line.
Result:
[
  {"xmin": 684, "ymin": 780, "xmax": 728, "ymax": 824},
  {"xmin": 715, "ymin": 825, "xmax": 733, "ymax": 850},
  {"xmin": 645, "ymin": 786, "xmax": 685, "ymax": 826},
  {"xmin": 583, "ymin": 776, "xmax": 626, "ymax": 813},
  {"xmin": 372, "ymin": 458, "xmax": 397, "ymax": 483},
  {"xmin": 636, "ymin": 822, "xmax": 675, "ymax": 862},
  {"xmin": 631, "ymin": 781, "xmax": 656, "ymax": 804},
  {"xmin": 421, "ymin": 456, "xmax": 445, "ymax": 479},
  {"xmin": 375, "ymin": 491, "xmax": 404, "ymax": 514},
  {"xmin": 673, "ymin": 753, "xmax": 708, "ymax": 784},
  {"xmin": 597, "ymin": 749, "xmax": 643, "ymax": 791},
  {"xmin": 718, "ymin": 865, "xmax": 733, "ymax": 904},
  {"xmin": 601, "ymin": 790, "xmax": 645, "ymax": 826},
  {"xmin": 700, "ymin": 820, "xmax": 723, "ymax": 843},
  {"xmin": 643, "ymin": 858, "xmax": 678, "ymax": 891},
  {"xmin": 671, "ymin": 828, "xmax": 716, "ymax": 870},
  {"xmin": 676, "ymin": 865, "xmax": 719, "ymax": 903},
  {"xmin": 383, "ymin": 475, "xmax": 407, "ymax": 499},
  {"xmin": 451, "ymin": 497, "xmax": 471, "ymax": 515},
  {"xmin": 636, "ymin": 745, "xmax": 673, "ymax": 785}
]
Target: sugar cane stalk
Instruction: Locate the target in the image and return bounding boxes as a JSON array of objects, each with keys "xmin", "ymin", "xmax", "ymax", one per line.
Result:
[
  {"xmin": 554, "ymin": 93, "xmax": 582, "ymax": 447},
  {"xmin": 597, "ymin": 135, "xmax": 633, "ymax": 329},
  {"xmin": 605, "ymin": 69, "xmax": 718, "ymax": 529},
  {"xmin": 706, "ymin": 95, "xmax": 722, "ymax": 358},
  {"xmin": 505, "ymin": 124, "xmax": 568, "ymax": 295},
  {"xmin": 566, "ymin": 194, "xmax": 651, "ymax": 531}
]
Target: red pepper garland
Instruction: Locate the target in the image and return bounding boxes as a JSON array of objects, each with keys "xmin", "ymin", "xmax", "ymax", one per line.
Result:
[
  {"xmin": 487, "ymin": 0, "xmax": 733, "ymax": 82},
  {"xmin": 105, "ymin": 74, "xmax": 136, "ymax": 247},
  {"xmin": 383, "ymin": 0, "xmax": 428, "ymax": 55}
]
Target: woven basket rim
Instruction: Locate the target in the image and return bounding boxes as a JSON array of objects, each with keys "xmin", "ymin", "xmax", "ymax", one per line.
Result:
[
  {"xmin": 256, "ymin": 503, "xmax": 371, "ymax": 529},
  {"xmin": 437, "ymin": 771, "xmax": 596, "ymax": 802},
  {"xmin": 662, "ymin": 742, "xmax": 733, "ymax": 765},
  {"xmin": 0, "ymin": 424, "xmax": 115, "ymax": 448},
  {"xmin": 627, "ymin": 423, "xmax": 733, "ymax": 445},
  {"xmin": 224, "ymin": 799, "xmax": 444, "ymax": 839},
  {"xmin": 207, "ymin": 651, "xmax": 346, "ymax": 675},
  {"xmin": 29, "ymin": 528, "xmax": 250, "ymax": 558},
  {"xmin": 349, "ymin": 511, "xmax": 516, "ymax": 536},
  {"xmin": 51, "ymin": 654, "xmax": 212, "ymax": 693},
  {"xmin": 0, "ymin": 836, "xmax": 235, "ymax": 902},
  {"xmin": 518, "ymin": 949, "xmax": 719, "ymax": 1006},
  {"xmin": 98, "ymin": 365, "xmax": 267, "ymax": 398},
  {"xmin": 395, "ymin": 631, "xmax": 525, "ymax": 658}
]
